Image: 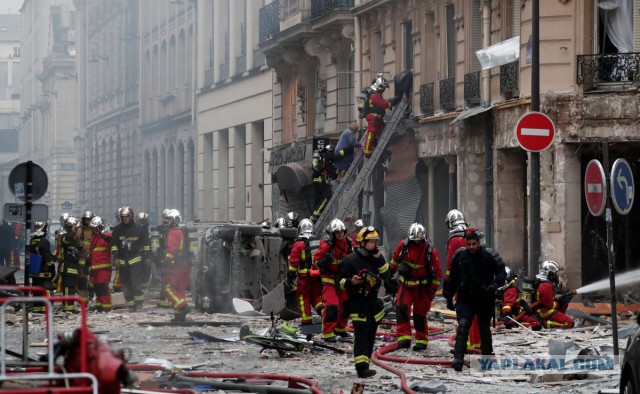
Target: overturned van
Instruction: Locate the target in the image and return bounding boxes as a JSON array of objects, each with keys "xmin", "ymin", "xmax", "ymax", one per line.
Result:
[{"xmin": 192, "ymin": 223, "xmax": 302, "ymax": 313}]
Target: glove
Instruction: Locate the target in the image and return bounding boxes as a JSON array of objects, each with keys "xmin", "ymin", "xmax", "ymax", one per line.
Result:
[
  {"xmin": 558, "ymin": 292, "xmax": 574, "ymax": 304},
  {"xmin": 485, "ymin": 285, "xmax": 497, "ymax": 297},
  {"xmin": 315, "ymin": 256, "xmax": 332, "ymax": 274},
  {"xmin": 521, "ymin": 301, "xmax": 533, "ymax": 314},
  {"xmin": 384, "ymin": 277, "xmax": 398, "ymax": 296},
  {"xmin": 286, "ymin": 271, "xmax": 297, "ymax": 285},
  {"xmin": 446, "ymin": 298, "xmax": 455, "ymax": 311},
  {"xmin": 397, "ymin": 262, "xmax": 411, "ymax": 277},
  {"xmin": 427, "ymin": 284, "xmax": 439, "ymax": 300},
  {"xmin": 501, "ymin": 314, "xmax": 515, "ymax": 328}
]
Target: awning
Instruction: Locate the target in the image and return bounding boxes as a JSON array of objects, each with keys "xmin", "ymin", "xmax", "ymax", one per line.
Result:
[
  {"xmin": 450, "ymin": 105, "xmax": 494, "ymax": 125},
  {"xmin": 274, "ymin": 162, "xmax": 312, "ymax": 192}
]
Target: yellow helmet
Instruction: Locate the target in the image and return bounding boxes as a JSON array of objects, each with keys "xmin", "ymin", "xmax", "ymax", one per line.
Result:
[{"xmin": 356, "ymin": 226, "xmax": 379, "ymax": 242}]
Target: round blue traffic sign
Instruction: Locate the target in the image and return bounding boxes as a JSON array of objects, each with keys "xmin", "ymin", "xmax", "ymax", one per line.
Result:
[{"xmin": 610, "ymin": 158, "xmax": 634, "ymax": 215}]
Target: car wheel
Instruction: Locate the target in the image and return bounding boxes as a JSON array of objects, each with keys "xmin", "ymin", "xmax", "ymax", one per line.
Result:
[{"xmin": 621, "ymin": 370, "xmax": 637, "ymax": 394}]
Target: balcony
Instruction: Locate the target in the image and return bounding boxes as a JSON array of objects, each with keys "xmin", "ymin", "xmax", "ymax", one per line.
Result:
[
  {"xmin": 500, "ymin": 61, "xmax": 519, "ymax": 99},
  {"xmin": 419, "ymin": 83, "xmax": 434, "ymax": 116},
  {"xmin": 577, "ymin": 53, "xmax": 640, "ymax": 90},
  {"xmin": 259, "ymin": 1, "xmax": 280, "ymax": 43},
  {"xmin": 311, "ymin": 0, "xmax": 354, "ymax": 19},
  {"xmin": 464, "ymin": 71, "xmax": 481, "ymax": 106},
  {"xmin": 439, "ymin": 78, "xmax": 456, "ymax": 112}
]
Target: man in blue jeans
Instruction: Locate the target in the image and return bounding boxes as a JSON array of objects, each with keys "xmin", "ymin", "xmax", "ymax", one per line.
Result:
[{"xmin": 334, "ymin": 122, "xmax": 361, "ymax": 182}]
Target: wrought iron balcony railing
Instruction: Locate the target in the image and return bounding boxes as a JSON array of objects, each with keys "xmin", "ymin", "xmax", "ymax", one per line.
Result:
[
  {"xmin": 577, "ymin": 53, "xmax": 640, "ymax": 88},
  {"xmin": 439, "ymin": 77, "xmax": 456, "ymax": 112},
  {"xmin": 259, "ymin": 1, "xmax": 280, "ymax": 43},
  {"xmin": 464, "ymin": 71, "xmax": 481, "ymax": 106},
  {"xmin": 500, "ymin": 61, "xmax": 519, "ymax": 97},
  {"xmin": 419, "ymin": 83, "xmax": 434, "ymax": 116},
  {"xmin": 311, "ymin": 0, "xmax": 354, "ymax": 19}
]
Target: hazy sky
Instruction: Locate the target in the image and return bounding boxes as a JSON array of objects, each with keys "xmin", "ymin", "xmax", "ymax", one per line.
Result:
[{"xmin": 0, "ymin": 0, "xmax": 23, "ymax": 14}]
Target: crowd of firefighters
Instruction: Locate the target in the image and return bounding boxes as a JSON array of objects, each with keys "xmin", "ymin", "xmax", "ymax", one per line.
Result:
[
  {"xmin": 26, "ymin": 207, "xmax": 193, "ymax": 321},
  {"xmin": 277, "ymin": 209, "xmax": 576, "ymax": 377}
]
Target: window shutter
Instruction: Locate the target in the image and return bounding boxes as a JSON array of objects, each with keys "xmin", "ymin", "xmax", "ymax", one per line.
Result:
[
  {"xmin": 471, "ymin": 0, "xmax": 482, "ymax": 72},
  {"xmin": 634, "ymin": 0, "xmax": 640, "ymax": 51},
  {"xmin": 403, "ymin": 21, "xmax": 413, "ymax": 69},
  {"xmin": 446, "ymin": 4, "xmax": 456, "ymax": 79},
  {"xmin": 375, "ymin": 31, "xmax": 383, "ymax": 72}
]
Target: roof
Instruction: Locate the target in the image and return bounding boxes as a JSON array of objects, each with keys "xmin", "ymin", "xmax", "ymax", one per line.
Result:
[{"xmin": 0, "ymin": 14, "xmax": 21, "ymax": 43}]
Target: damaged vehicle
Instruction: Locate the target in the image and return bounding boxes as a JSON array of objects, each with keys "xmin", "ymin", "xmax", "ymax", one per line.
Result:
[
  {"xmin": 192, "ymin": 223, "xmax": 300, "ymax": 313},
  {"xmin": 620, "ymin": 310, "xmax": 640, "ymax": 393}
]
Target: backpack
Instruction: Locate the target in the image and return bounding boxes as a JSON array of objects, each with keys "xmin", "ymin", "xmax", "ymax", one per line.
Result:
[{"xmin": 357, "ymin": 88, "xmax": 372, "ymax": 119}]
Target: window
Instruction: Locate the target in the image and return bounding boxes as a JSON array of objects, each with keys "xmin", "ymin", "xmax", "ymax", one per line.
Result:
[
  {"xmin": 445, "ymin": 4, "xmax": 456, "ymax": 79},
  {"xmin": 470, "ymin": 0, "xmax": 481, "ymax": 72},
  {"xmin": 374, "ymin": 31, "xmax": 383, "ymax": 72},
  {"xmin": 402, "ymin": 21, "xmax": 413, "ymax": 70}
]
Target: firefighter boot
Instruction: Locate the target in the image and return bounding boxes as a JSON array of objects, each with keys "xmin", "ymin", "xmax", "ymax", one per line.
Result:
[
  {"xmin": 451, "ymin": 358, "xmax": 464, "ymax": 372},
  {"xmin": 413, "ymin": 343, "xmax": 427, "ymax": 351},
  {"xmin": 396, "ymin": 339, "xmax": 411, "ymax": 349},
  {"xmin": 172, "ymin": 305, "xmax": 191, "ymax": 322},
  {"xmin": 356, "ymin": 365, "xmax": 377, "ymax": 379}
]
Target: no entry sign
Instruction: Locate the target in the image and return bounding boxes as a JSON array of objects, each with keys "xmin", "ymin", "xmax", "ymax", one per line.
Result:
[
  {"xmin": 515, "ymin": 112, "xmax": 555, "ymax": 152},
  {"xmin": 585, "ymin": 159, "xmax": 607, "ymax": 217}
]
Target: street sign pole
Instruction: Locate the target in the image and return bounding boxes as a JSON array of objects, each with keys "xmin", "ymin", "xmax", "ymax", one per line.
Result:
[
  {"xmin": 529, "ymin": 0, "xmax": 541, "ymax": 277},
  {"xmin": 602, "ymin": 142, "xmax": 619, "ymax": 356},
  {"xmin": 24, "ymin": 161, "xmax": 32, "ymax": 287}
]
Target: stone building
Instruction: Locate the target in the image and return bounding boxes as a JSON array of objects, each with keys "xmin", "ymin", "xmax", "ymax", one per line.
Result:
[
  {"xmin": 139, "ymin": 0, "xmax": 197, "ymax": 224},
  {"xmin": 195, "ymin": 0, "xmax": 274, "ymax": 222},
  {"xmin": 20, "ymin": 1, "xmax": 76, "ymax": 219},
  {"xmin": 258, "ymin": 0, "xmax": 357, "ymax": 221},
  {"xmin": 74, "ymin": 0, "xmax": 140, "ymax": 220},
  {"xmin": 0, "ymin": 13, "xmax": 21, "ymax": 206}
]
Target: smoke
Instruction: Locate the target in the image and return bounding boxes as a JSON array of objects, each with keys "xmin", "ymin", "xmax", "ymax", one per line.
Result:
[{"xmin": 575, "ymin": 268, "xmax": 640, "ymax": 294}]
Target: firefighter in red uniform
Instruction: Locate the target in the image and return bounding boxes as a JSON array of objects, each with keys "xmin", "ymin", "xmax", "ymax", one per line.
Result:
[
  {"xmin": 163, "ymin": 209, "xmax": 192, "ymax": 322},
  {"xmin": 10, "ymin": 221, "xmax": 22, "ymax": 269},
  {"xmin": 340, "ymin": 226, "xmax": 389, "ymax": 378},
  {"xmin": 78, "ymin": 210, "xmax": 95, "ymax": 303},
  {"xmin": 314, "ymin": 218, "xmax": 355, "ymax": 342},
  {"xmin": 389, "ymin": 223, "xmax": 442, "ymax": 351},
  {"xmin": 111, "ymin": 206, "xmax": 151, "ymax": 312},
  {"xmin": 288, "ymin": 218, "xmax": 324, "ymax": 326},
  {"xmin": 89, "ymin": 217, "xmax": 113, "ymax": 312},
  {"xmin": 499, "ymin": 267, "xmax": 541, "ymax": 330},
  {"xmin": 530, "ymin": 260, "xmax": 575, "ymax": 329},
  {"xmin": 444, "ymin": 209, "xmax": 482, "ymax": 352},
  {"xmin": 111, "ymin": 208, "xmax": 123, "ymax": 293},
  {"xmin": 363, "ymin": 74, "xmax": 398, "ymax": 158}
]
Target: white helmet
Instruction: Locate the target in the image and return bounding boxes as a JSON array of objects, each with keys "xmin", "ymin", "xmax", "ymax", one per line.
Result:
[
  {"xmin": 408, "ymin": 223, "xmax": 426, "ymax": 242},
  {"xmin": 137, "ymin": 212, "xmax": 149, "ymax": 226},
  {"xmin": 167, "ymin": 209, "xmax": 181, "ymax": 224},
  {"xmin": 328, "ymin": 218, "xmax": 346, "ymax": 234},
  {"xmin": 537, "ymin": 260, "xmax": 560, "ymax": 283},
  {"xmin": 286, "ymin": 212, "xmax": 300, "ymax": 228},
  {"xmin": 298, "ymin": 218, "xmax": 314, "ymax": 239},
  {"xmin": 274, "ymin": 217, "xmax": 286, "ymax": 228},
  {"xmin": 446, "ymin": 209, "xmax": 467, "ymax": 230},
  {"xmin": 33, "ymin": 221, "xmax": 48, "ymax": 235},
  {"xmin": 89, "ymin": 216, "xmax": 106, "ymax": 233},
  {"xmin": 371, "ymin": 73, "xmax": 389, "ymax": 92},
  {"xmin": 505, "ymin": 266, "xmax": 517, "ymax": 283},
  {"xmin": 354, "ymin": 219, "xmax": 364, "ymax": 228}
]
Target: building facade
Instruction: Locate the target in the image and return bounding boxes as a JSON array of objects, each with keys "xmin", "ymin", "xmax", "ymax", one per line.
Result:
[
  {"xmin": 195, "ymin": 0, "xmax": 274, "ymax": 222},
  {"xmin": 20, "ymin": 0, "xmax": 77, "ymax": 219},
  {"xmin": 139, "ymin": 0, "xmax": 197, "ymax": 224},
  {"xmin": 74, "ymin": 0, "xmax": 140, "ymax": 220},
  {"xmin": 0, "ymin": 13, "xmax": 21, "ymax": 206}
]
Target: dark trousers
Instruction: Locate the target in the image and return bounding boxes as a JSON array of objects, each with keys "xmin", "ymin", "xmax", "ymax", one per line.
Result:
[
  {"xmin": 120, "ymin": 262, "xmax": 145, "ymax": 308},
  {"xmin": 61, "ymin": 273, "xmax": 78, "ymax": 311},
  {"xmin": 31, "ymin": 276, "xmax": 53, "ymax": 312},
  {"xmin": 453, "ymin": 300, "xmax": 494, "ymax": 358},
  {"xmin": 0, "ymin": 249, "xmax": 11, "ymax": 266},
  {"xmin": 351, "ymin": 298, "xmax": 384, "ymax": 371},
  {"xmin": 310, "ymin": 183, "xmax": 333, "ymax": 223}
]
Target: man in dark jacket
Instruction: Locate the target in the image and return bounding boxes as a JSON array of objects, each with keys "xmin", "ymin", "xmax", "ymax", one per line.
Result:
[
  {"xmin": 444, "ymin": 231, "xmax": 506, "ymax": 371},
  {"xmin": 340, "ymin": 226, "xmax": 389, "ymax": 378}
]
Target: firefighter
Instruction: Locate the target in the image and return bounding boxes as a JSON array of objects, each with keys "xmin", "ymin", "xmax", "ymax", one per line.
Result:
[
  {"xmin": 314, "ymin": 218, "xmax": 355, "ymax": 342},
  {"xmin": 288, "ymin": 218, "xmax": 324, "ymax": 326},
  {"xmin": 153, "ymin": 209, "xmax": 172, "ymax": 308},
  {"xmin": 310, "ymin": 145, "xmax": 337, "ymax": 224},
  {"xmin": 279, "ymin": 212, "xmax": 300, "ymax": 263},
  {"xmin": 499, "ymin": 267, "xmax": 541, "ymax": 330},
  {"xmin": 60, "ymin": 217, "xmax": 83, "ymax": 313},
  {"xmin": 530, "ymin": 260, "xmax": 575, "ymax": 329},
  {"xmin": 111, "ymin": 206, "xmax": 151, "ymax": 312},
  {"xmin": 10, "ymin": 221, "xmax": 23, "ymax": 269},
  {"xmin": 111, "ymin": 208, "xmax": 123, "ymax": 293},
  {"xmin": 444, "ymin": 209, "xmax": 481, "ymax": 352},
  {"xmin": 363, "ymin": 74, "xmax": 399, "ymax": 158},
  {"xmin": 89, "ymin": 216, "xmax": 113, "ymax": 312},
  {"xmin": 389, "ymin": 223, "xmax": 442, "ymax": 351},
  {"xmin": 29, "ymin": 221, "xmax": 55, "ymax": 312},
  {"xmin": 339, "ymin": 226, "xmax": 389, "ymax": 378},
  {"xmin": 444, "ymin": 231, "xmax": 506, "ymax": 371},
  {"xmin": 162, "ymin": 209, "xmax": 192, "ymax": 322},
  {"xmin": 78, "ymin": 210, "xmax": 95, "ymax": 303},
  {"xmin": 136, "ymin": 212, "xmax": 152, "ymax": 285}
]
